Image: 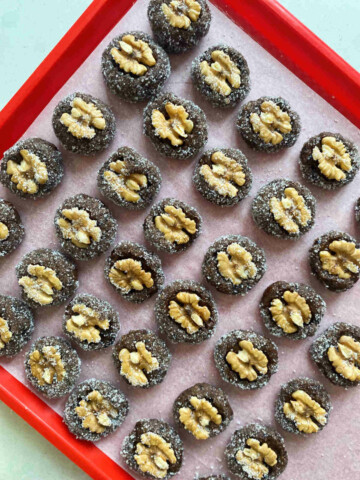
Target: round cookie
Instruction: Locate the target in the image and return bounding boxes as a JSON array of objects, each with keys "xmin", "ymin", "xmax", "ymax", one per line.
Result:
[
  {"xmin": 197, "ymin": 476, "xmax": 230, "ymax": 480},
  {"xmin": 104, "ymin": 241, "xmax": 165, "ymax": 303},
  {"xmin": 0, "ymin": 138, "xmax": 64, "ymax": 199},
  {"xmin": 214, "ymin": 330, "xmax": 278, "ymax": 390},
  {"xmin": 143, "ymin": 92, "xmax": 208, "ymax": 159},
  {"xmin": 299, "ymin": 132, "xmax": 360, "ymax": 189},
  {"xmin": 310, "ymin": 322, "xmax": 360, "ymax": 388},
  {"xmin": 121, "ymin": 418, "xmax": 183, "ymax": 479},
  {"xmin": 191, "ymin": 44, "xmax": 250, "ymax": 108},
  {"xmin": 16, "ymin": 248, "xmax": 78, "ymax": 309},
  {"xmin": 113, "ymin": 329, "xmax": 171, "ymax": 388},
  {"xmin": 193, "ymin": 148, "xmax": 252, "ymax": 207},
  {"xmin": 356, "ymin": 198, "xmax": 360, "ymax": 223},
  {"xmin": 102, "ymin": 31, "xmax": 170, "ymax": 102},
  {"xmin": 64, "ymin": 378, "xmax": 129, "ymax": 441},
  {"xmin": 97, "ymin": 146, "xmax": 162, "ymax": 210},
  {"xmin": 275, "ymin": 377, "xmax": 331, "ymax": 435},
  {"xmin": 0, "ymin": 199, "xmax": 25, "ymax": 257},
  {"xmin": 309, "ymin": 230, "xmax": 360, "ymax": 292},
  {"xmin": 54, "ymin": 193, "xmax": 117, "ymax": 261},
  {"xmin": 237, "ymin": 96, "xmax": 301, "ymax": 153},
  {"xmin": 0, "ymin": 295, "xmax": 34, "ymax": 357},
  {"xmin": 252, "ymin": 179, "xmax": 316, "ymax": 240},
  {"xmin": 143, "ymin": 197, "xmax": 202, "ymax": 254},
  {"xmin": 63, "ymin": 293, "xmax": 120, "ymax": 351},
  {"xmin": 52, "ymin": 92, "xmax": 116, "ymax": 155},
  {"xmin": 25, "ymin": 336, "xmax": 81, "ymax": 398},
  {"xmin": 148, "ymin": 0, "xmax": 211, "ymax": 54},
  {"xmin": 155, "ymin": 279, "xmax": 218, "ymax": 344},
  {"xmin": 259, "ymin": 281, "xmax": 326, "ymax": 340},
  {"xmin": 225, "ymin": 423, "xmax": 288, "ymax": 480},
  {"xmin": 173, "ymin": 383, "xmax": 233, "ymax": 440},
  {"xmin": 202, "ymin": 235, "xmax": 266, "ymax": 295}
]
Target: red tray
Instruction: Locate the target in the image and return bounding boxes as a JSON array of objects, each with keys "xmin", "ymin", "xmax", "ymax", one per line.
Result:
[{"xmin": 0, "ymin": 1, "xmax": 359, "ymax": 479}]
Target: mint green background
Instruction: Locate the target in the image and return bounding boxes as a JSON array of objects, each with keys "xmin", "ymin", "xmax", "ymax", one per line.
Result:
[{"xmin": 0, "ymin": 1, "xmax": 359, "ymax": 479}]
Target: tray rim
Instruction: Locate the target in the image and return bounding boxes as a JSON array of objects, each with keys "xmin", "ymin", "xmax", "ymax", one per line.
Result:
[{"xmin": 0, "ymin": 0, "xmax": 359, "ymax": 479}]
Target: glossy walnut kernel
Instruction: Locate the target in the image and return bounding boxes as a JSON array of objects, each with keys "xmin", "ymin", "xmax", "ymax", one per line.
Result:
[
  {"xmin": 214, "ymin": 330, "xmax": 278, "ymax": 390},
  {"xmin": 173, "ymin": 383, "xmax": 233, "ymax": 440},
  {"xmin": 260, "ymin": 281, "xmax": 326, "ymax": 340},
  {"xmin": 275, "ymin": 377, "xmax": 331, "ymax": 435},
  {"xmin": 309, "ymin": 231, "xmax": 360, "ymax": 292},
  {"xmin": 311, "ymin": 322, "xmax": 360, "ymax": 388}
]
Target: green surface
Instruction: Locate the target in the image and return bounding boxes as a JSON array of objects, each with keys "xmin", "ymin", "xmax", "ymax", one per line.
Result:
[{"xmin": 0, "ymin": 1, "xmax": 359, "ymax": 479}]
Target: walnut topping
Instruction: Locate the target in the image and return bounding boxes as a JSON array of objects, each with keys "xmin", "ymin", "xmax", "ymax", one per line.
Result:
[
  {"xmin": 226, "ymin": 340, "xmax": 268, "ymax": 381},
  {"xmin": 250, "ymin": 100, "xmax": 292, "ymax": 145},
  {"xmin": 320, "ymin": 240, "xmax": 360, "ymax": 279},
  {"xmin": 134, "ymin": 432, "xmax": 177, "ymax": 479},
  {"xmin": 217, "ymin": 243, "xmax": 257, "ymax": 285},
  {"xmin": 0, "ymin": 222, "xmax": 9, "ymax": 241},
  {"xmin": 75, "ymin": 390, "xmax": 118, "ymax": 434},
  {"xmin": 179, "ymin": 396, "xmax": 222, "ymax": 440},
  {"xmin": 29, "ymin": 346, "xmax": 66, "ymax": 386},
  {"xmin": 119, "ymin": 341, "xmax": 159, "ymax": 387},
  {"xmin": 57, "ymin": 208, "xmax": 102, "ymax": 248},
  {"xmin": 111, "ymin": 34, "xmax": 156, "ymax": 76},
  {"xmin": 283, "ymin": 389, "xmax": 327, "ymax": 433},
  {"xmin": 66, "ymin": 303, "xmax": 109, "ymax": 344},
  {"xmin": 312, "ymin": 136, "xmax": 352, "ymax": 181},
  {"xmin": 269, "ymin": 291, "xmax": 312, "ymax": 334},
  {"xmin": 19, "ymin": 264, "xmax": 63, "ymax": 306},
  {"xmin": 200, "ymin": 50, "xmax": 241, "ymax": 96},
  {"xmin": 200, "ymin": 151, "xmax": 245, "ymax": 197},
  {"xmin": 60, "ymin": 97, "xmax": 106, "ymax": 139},
  {"xmin": 236, "ymin": 438, "xmax": 277, "ymax": 480},
  {"xmin": 0, "ymin": 317, "xmax": 12, "ymax": 349},
  {"xmin": 103, "ymin": 160, "xmax": 147, "ymax": 203},
  {"xmin": 169, "ymin": 291, "xmax": 211, "ymax": 334},
  {"xmin": 6, "ymin": 149, "xmax": 48, "ymax": 194},
  {"xmin": 161, "ymin": 0, "xmax": 201, "ymax": 29},
  {"xmin": 152, "ymin": 103, "xmax": 194, "ymax": 147},
  {"xmin": 328, "ymin": 335, "xmax": 360, "ymax": 382},
  {"xmin": 269, "ymin": 187, "xmax": 311, "ymax": 234},
  {"xmin": 109, "ymin": 258, "xmax": 154, "ymax": 293},
  {"xmin": 155, "ymin": 205, "xmax": 197, "ymax": 244}
]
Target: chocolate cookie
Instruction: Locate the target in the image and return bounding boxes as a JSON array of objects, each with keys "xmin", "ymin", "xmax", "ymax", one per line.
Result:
[
  {"xmin": 52, "ymin": 92, "xmax": 116, "ymax": 155},
  {"xmin": 309, "ymin": 230, "xmax": 360, "ymax": 292},
  {"xmin": 16, "ymin": 248, "xmax": 78, "ymax": 308},
  {"xmin": 252, "ymin": 179, "xmax": 316, "ymax": 240},
  {"xmin": 64, "ymin": 378, "xmax": 129, "ymax": 441},
  {"xmin": 173, "ymin": 383, "xmax": 233, "ymax": 440},
  {"xmin": 155, "ymin": 280, "xmax": 218, "ymax": 344},
  {"xmin": 54, "ymin": 193, "xmax": 117, "ymax": 261},
  {"xmin": 191, "ymin": 45, "xmax": 250, "ymax": 108},
  {"xmin": 122, "ymin": 418, "xmax": 183, "ymax": 479},
  {"xmin": 0, "ymin": 138, "xmax": 64, "ymax": 199},
  {"xmin": 143, "ymin": 92, "xmax": 208, "ymax": 159},
  {"xmin": 0, "ymin": 199, "xmax": 25, "ymax": 257},
  {"xmin": 275, "ymin": 377, "xmax": 331, "ymax": 435},
  {"xmin": 202, "ymin": 235, "xmax": 266, "ymax": 295},
  {"xmin": 97, "ymin": 146, "xmax": 162, "ymax": 210},
  {"xmin": 237, "ymin": 96, "xmax": 301, "ymax": 153},
  {"xmin": 193, "ymin": 148, "xmax": 252, "ymax": 207},
  {"xmin": 63, "ymin": 293, "xmax": 120, "ymax": 351},
  {"xmin": 214, "ymin": 330, "xmax": 278, "ymax": 390},
  {"xmin": 356, "ymin": 198, "xmax": 360, "ymax": 223},
  {"xmin": 113, "ymin": 329, "xmax": 171, "ymax": 388},
  {"xmin": 197, "ymin": 476, "xmax": 230, "ymax": 480},
  {"xmin": 25, "ymin": 336, "xmax": 81, "ymax": 398},
  {"xmin": 143, "ymin": 198, "xmax": 202, "ymax": 253},
  {"xmin": 104, "ymin": 241, "xmax": 164, "ymax": 303},
  {"xmin": 299, "ymin": 132, "xmax": 360, "ymax": 189},
  {"xmin": 259, "ymin": 281, "xmax": 326, "ymax": 340},
  {"xmin": 0, "ymin": 295, "xmax": 34, "ymax": 357},
  {"xmin": 148, "ymin": 0, "xmax": 211, "ymax": 54}
]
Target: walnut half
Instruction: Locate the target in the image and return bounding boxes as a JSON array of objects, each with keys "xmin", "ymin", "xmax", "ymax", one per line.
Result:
[
  {"xmin": 152, "ymin": 103, "xmax": 194, "ymax": 147},
  {"xmin": 226, "ymin": 340, "xmax": 268, "ymax": 381},
  {"xmin": 57, "ymin": 208, "xmax": 102, "ymax": 248},
  {"xmin": 29, "ymin": 346, "xmax": 66, "ymax": 386},
  {"xmin": 269, "ymin": 290, "xmax": 312, "ymax": 334},
  {"xmin": 200, "ymin": 50, "xmax": 241, "ymax": 96},
  {"xmin": 0, "ymin": 222, "xmax": 9, "ymax": 241},
  {"xmin": 328, "ymin": 335, "xmax": 360, "ymax": 382},
  {"xmin": 103, "ymin": 160, "xmax": 147, "ymax": 203},
  {"xmin": 236, "ymin": 438, "xmax": 277, "ymax": 480},
  {"xmin": 109, "ymin": 258, "xmax": 154, "ymax": 293},
  {"xmin": 250, "ymin": 100, "xmax": 291, "ymax": 145},
  {"xmin": 7, "ymin": 149, "xmax": 48, "ymax": 194},
  {"xmin": 0, "ymin": 317, "xmax": 12, "ymax": 349},
  {"xmin": 155, "ymin": 205, "xmax": 197, "ymax": 244},
  {"xmin": 66, "ymin": 303, "xmax": 110, "ymax": 344},
  {"xmin": 179, "ymin": 396, "xmax": 222, "ymax": 440},
  {"xmin": 312, "ymin": 136, "xmax": 352, "ymax": 181},
  {"xmin": 75, "ymin": 390, "xmax": 118, "ymax": 433},
  {"xmin": 119, "ymin": 341, "xmax": 159, "ymax": 386},
  {"xmin": 320, "ymin": 240, "xmax": 360, "ymax": 279},
  {"xmin": 283, "ymin": 389, "xmax": 327, "ymax": 433},
  {"xmin": 200, "ymin": 151, "xmax": 245, "ymax": 197},
  {"xmin": 60, "ymin": 97, "xmax": 106, "ymax": 139},
  {"xmin": 134, "ymin": 432, "xmax": 177, "ymax": 479},
  {"xmin": 111, "ymin": 34, "xmax": 156, "ymax": 76},
  {"xmin": 19, "ymin": 264, "xmax": 63, "ymax": 306},
  {"xmin": 161, "ymin": 0, "xmax": 201, "ymax": 30},
  {"xmin": 217, "ymin": 243, "xmax": 257, "ymax": 285},
  {"xmin": 169, "ymin": 291, "xmax": 210, "ymax": 334},
  {"xmin": 269, "ymin": 187, "xmax": 311, "ymax": 234}
]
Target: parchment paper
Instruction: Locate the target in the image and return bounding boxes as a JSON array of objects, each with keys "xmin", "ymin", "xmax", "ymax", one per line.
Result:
[{"xmin": 1, "ymin": 1, "xmax": 360, "ymax": 479}]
